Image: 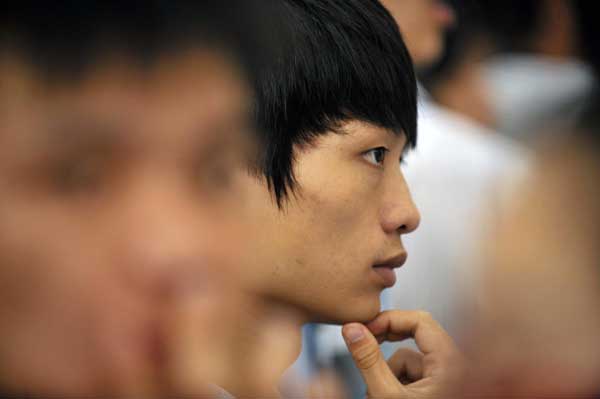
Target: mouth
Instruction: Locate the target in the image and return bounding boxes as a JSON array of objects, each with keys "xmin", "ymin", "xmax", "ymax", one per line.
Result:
[{"xmin": 372, "ymin": 252, "xmax": 408, "ymax": 288}]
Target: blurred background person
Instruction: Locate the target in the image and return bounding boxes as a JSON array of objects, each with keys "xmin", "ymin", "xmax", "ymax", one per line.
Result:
[
  {"xmin": 464, "ymin": 1, "xmax": 600, "ymax": 396},
  {"xmin": 478, "ymin": 0, "xmax": 595, "ymax": 142},
  {"xmin": 0, "ymin": 1, "xmax": 289, "ymax": 397},
  {"xmin": 418, "ymin": 0, "xmax": 499, "ymax": 127},
  {"xmin": 464, "ymin": 131, "xmax": 600, "ymax": 397},
  {"xmin": 383, "ymin": 0, "xmax": 529, "ymax": 346},
  {"xmin": 420, "ymin": 0, "xmax": 595, "ymax": 136}
]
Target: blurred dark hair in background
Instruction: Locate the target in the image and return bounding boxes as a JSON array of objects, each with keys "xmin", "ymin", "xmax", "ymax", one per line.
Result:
[
  {"xmin": 422, "ymin": 0, "xmax": 599, "ymax": 83},
  {"xmin": 573, "ymin": 0, "xmax": 600, "ymax": 135},
  {"xmin": 419, "ymin": 0, "xmax": 488, "ymax": 85}
]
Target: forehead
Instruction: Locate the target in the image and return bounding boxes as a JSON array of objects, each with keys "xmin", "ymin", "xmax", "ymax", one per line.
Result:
[
  {"xmin": 341, "ymin": 120, "xmax": 405, "ymax": 140},
  {"xmin": 0, "ymin": 50, "xmax": 249, "ymax": 149}
]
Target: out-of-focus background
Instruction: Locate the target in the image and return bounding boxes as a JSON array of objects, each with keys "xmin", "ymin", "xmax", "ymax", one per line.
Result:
[{"xmin": 294, "ymin": 1, "xmax": 600, "ymax": 397}]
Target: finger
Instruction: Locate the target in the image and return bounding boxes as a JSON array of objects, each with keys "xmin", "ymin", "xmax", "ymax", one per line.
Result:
[
  {"xmin": 367, "ymin": 310, "xmax": 456, "ymax": 357},
  {"xmin": 367, "ymin": 311, "xmax": 461, "ymax": 381},
  {"xmin": 342, "ymin": 323, "xmax": 401, "ymax": 396},
  {"xmin": 387, "ymin": 348, "xmax": 424, "ymax": 384}
]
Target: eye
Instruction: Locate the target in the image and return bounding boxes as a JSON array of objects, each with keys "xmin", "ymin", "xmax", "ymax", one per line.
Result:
[
  {"xmin": 362, "ymin": 147, "xmax": 388, "ymax": 166},
  {"xmin": 195, "ymin": 161, "xmax": 234, "ymax": 192},
  {"xmin": 50, "ymin": 157, "xmax": 105, "ymax": 195},
  {"xmin": 192, "ymin": 146, "xmax": 242, "ymax": 197}
]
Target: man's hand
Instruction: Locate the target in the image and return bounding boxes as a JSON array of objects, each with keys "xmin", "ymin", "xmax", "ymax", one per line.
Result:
[{"xmin": 342, "ymin": 310, "xmax": 465, "ymax": 398}]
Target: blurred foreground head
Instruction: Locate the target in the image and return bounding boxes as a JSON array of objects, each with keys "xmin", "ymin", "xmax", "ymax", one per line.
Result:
[{"xmin": 0, "ymin": 1, "xmax": 277, "ymax": 397}]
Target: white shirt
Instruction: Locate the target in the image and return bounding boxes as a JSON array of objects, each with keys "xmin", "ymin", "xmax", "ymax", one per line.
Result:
[
  {"xmin": 393, "ymin": 91, "xmax": 530, "ymax": 344},
  {"xmin": 483, "ymin": 54, "xmax": 594, "ymax": 140}
]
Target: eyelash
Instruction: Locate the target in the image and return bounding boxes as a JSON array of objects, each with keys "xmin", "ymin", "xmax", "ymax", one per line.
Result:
[
  {"xmin": 362, "ymin": 147, "xmax": 389, "ymax": 166},
  {"xmin": 362, "ymin": 147, "xmax": 409, "ymax": 169}
]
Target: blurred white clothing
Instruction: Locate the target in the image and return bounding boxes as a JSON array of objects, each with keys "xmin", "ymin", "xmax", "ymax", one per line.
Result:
[
  {"xmin": 483, "ymin": 54, "xmax": 594, "ymax": 140},
  {"xmin": 392, "ymin": 90, "xmax": 530, "ymax": 345}
]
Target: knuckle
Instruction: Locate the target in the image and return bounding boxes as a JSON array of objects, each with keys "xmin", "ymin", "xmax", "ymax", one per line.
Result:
[
  {"xmin": 352, "ymin": 345, "xmax": 382, "ymax": 370},
  {"xmin": 416, "ymin": 310, "xmax": 433, "ymax": 322}
]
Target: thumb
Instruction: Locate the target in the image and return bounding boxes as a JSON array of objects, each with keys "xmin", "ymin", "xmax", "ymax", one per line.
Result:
[{"xmin": 342, "ymin": 323, "xmax": 401, "ymax": 396}]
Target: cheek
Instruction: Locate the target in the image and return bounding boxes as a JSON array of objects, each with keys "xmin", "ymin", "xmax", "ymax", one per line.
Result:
[
  {"xmin": 0, "ymin": 198, "xmax": 104, "ymax": 316},
  {"xmin": 300, "ymin": 167, "xmax": 379, "ymax": 232},
  {"xmin": 0, "ymin": 200, "xmax": 156, "ymax": 390},
  {"xmin": 0, "ymin": 189, "xmax": 143, "ymax": 321},
  {"xmin": 289, "ymin": 173, "xmax": 382, "ymax": 277},
  {"xmin": 0, "ymin": 206, "xmax": 95, "ymax": 375}
]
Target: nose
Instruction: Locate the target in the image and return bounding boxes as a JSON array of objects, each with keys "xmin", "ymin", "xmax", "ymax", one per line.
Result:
[
  {"xmin": 112, "ymin": 175, "xmax": 237, "ymax": 299},
  {"xmin": 380, "ymin": 170, "xmax": 421, "ymax": 236}
]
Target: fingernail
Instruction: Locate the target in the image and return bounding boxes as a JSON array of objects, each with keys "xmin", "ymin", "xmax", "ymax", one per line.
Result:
[{"xmin": 343, "ymin": 324, "xmax": 365, "ymax": 344}]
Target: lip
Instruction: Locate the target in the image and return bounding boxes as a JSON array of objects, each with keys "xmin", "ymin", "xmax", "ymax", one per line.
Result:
[
  {"xmin": 374, "ymin": 252, "xmax": 408, "ymax": 269},
  {"xmin": 372, "ymin": 252, "xmax": 408, "ymax": 288}
]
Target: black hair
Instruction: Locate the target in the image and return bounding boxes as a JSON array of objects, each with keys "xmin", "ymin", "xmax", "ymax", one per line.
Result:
[
  {"xmin": 419, "ymin": 0, "xmax": 481, "ymax": 87},
  {"xmin": 573, "ymin": 0, "xmax": 600, "ymax": 138},
  {"xmin": 475, "ymin": 0, "xmax": 541, "ymax": 53},
  {"xmin": 254, "ymin": 0, "xmax": 417, "ymax": 206},
  {"xmin": 0, "ymin": 0, "xmax": 279, "ymax": 83},
  {"xmin": 574, "ymin": 0, "xmax": 600, "ymax": 79}
]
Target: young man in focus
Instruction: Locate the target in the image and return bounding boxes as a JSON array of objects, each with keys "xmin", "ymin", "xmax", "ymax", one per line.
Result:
[{"xmin": 240, "ymin": 0, "xmax": 464, "ymax": 397}]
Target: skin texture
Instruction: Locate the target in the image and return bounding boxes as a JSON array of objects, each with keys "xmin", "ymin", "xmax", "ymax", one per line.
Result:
[
  {"xmin": 0, "ymin": 51, "xmax": 254, "ymax": 397},
  {"xmin": 379, "ymin": 0, "xmax": 455, "ymax": 66},
  {"xmin": 243, "ymin": 121, "xmax": 420, "ymax": 324}
]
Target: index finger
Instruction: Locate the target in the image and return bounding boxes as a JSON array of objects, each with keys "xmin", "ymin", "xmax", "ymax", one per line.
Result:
[{"xmin": 366, "ymin": 310, "xmax": 456, "ymax": 357}]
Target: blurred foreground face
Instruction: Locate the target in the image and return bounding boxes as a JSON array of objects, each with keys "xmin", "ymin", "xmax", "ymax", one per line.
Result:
[
  {"xmin": 380, "ymin": 0, "xmax": 454, "ymax": 66},
  {"xmin": 0, "ymin": 51, "xmax": 251, "ymax": 396},
  {"xmin": 466, "ymin": 138, "xmax": 600, "ymax": 397},
  {"xmin": 244, "ymin": 122, "xmax": 420, "ymax": 323}
]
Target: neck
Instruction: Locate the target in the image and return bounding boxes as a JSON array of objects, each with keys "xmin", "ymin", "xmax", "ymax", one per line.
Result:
[
  {"xmin": 244, "ymin": 296, "xmax": 307, "ymax": 363},
  {"xmin": 224, "ymin": 296, "xmax": 307, "ymax": 398}
]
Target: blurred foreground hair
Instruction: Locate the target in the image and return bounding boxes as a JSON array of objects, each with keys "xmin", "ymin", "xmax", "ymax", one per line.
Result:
[{"xmin": 0, "ymin": 0, "xmax": 279, "ymax": 83}]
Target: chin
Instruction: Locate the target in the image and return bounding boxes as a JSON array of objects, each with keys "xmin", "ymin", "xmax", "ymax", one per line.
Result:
[
  {"xmin": 311, "ymin": 296, "xmax": 381, "ymax": 324},
  {"xmin": 415, "ymin": 39, "xmax": 444, "ymax": 67}
]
